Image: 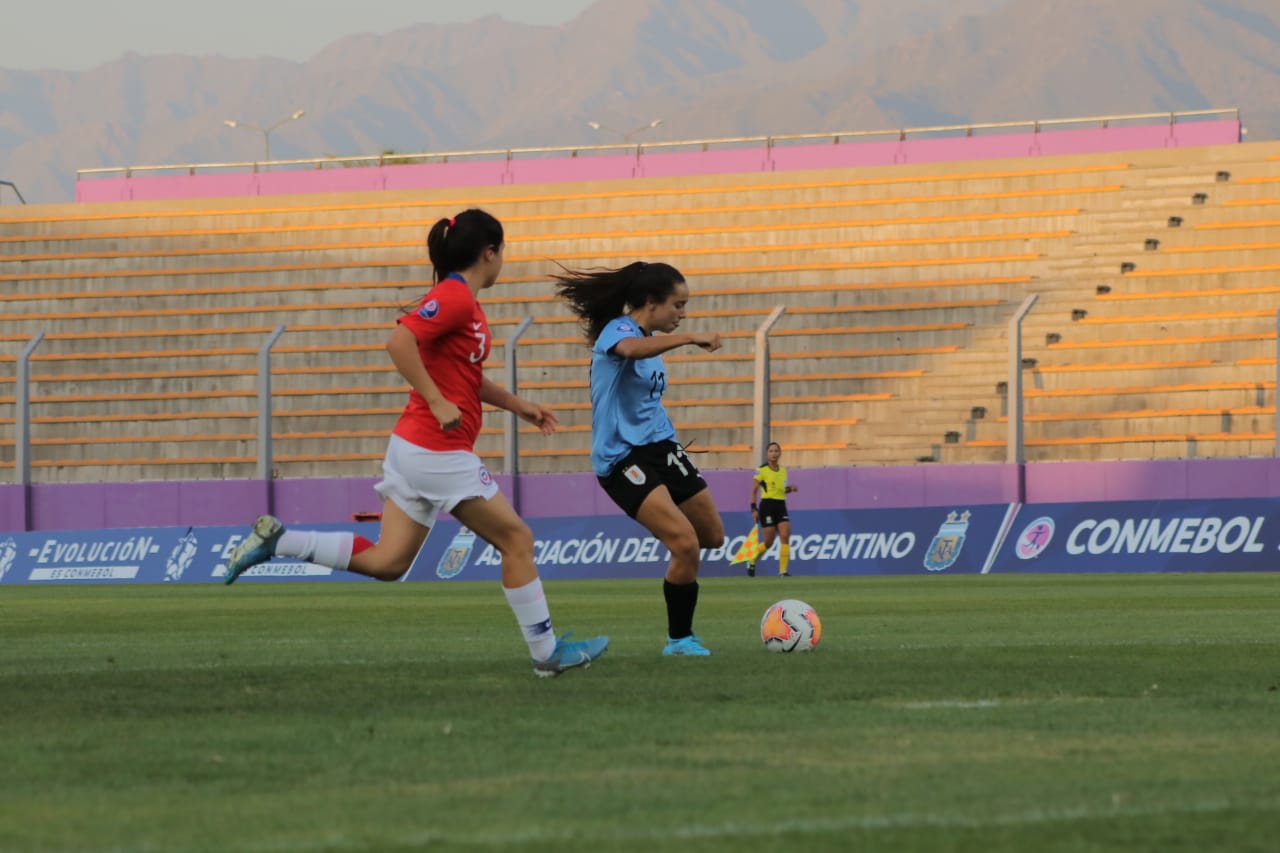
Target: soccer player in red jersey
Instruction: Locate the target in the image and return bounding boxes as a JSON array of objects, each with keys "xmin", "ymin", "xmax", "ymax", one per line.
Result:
[{"xmin": 224, "ymin": 209, "xmax": 608, "ymax": 677}]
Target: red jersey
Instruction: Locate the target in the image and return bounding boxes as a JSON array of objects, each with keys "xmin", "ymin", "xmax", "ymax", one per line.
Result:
[{"xmin": 392, "ymin": 274, "xmax": 491, "ymax": 452}]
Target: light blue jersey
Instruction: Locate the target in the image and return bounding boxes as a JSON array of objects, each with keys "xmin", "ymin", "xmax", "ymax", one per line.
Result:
[{"xmin": 590, "ymin": 316, "xmax": 677, "ymax": 476}]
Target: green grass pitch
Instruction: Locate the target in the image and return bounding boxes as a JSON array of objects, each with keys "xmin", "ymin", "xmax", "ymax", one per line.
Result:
[{"xmin": 3, "ymin": 573, "xmax": 1280, "ymax": 852}]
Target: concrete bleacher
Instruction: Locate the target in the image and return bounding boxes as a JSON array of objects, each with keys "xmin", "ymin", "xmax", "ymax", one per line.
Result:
[
  {"xmin": 5, "ymin": 138, "xmax": 1280, "ymax": 482},
  {"xmin": 939, "ymin": 140, "xmax": 1280, "ymax": 463}
]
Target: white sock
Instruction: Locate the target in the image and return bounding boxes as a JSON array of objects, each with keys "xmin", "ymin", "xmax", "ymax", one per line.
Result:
[
  {"xmin": 275, "ymin": 530, "xmax": 355, "ymax": 570},
  {"xmin": 503, "ymin": 578, "xmax": 557, "ymax": 661}
]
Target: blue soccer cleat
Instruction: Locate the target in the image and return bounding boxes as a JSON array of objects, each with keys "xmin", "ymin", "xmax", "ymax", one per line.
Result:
[
  {"xmin": 663, "ymin": 634, "xmax": 712, "ymax": 657},
  {"xmin": 532, "ymin": 632, "xmax": 609, "ymax": 678},
  {"xmin": 223, "ymin": 515, "xmax": 284, "ymax": 585}
]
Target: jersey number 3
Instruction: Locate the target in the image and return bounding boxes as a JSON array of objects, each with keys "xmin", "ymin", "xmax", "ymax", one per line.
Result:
[{"xmin": 469, "ymin": 326, "xmax": 487, "ymax": 363}]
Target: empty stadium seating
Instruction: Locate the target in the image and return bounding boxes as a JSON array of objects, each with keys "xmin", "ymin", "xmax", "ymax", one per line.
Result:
[
  {"xmin": 4, "ymin": 139, "xmax": 1280, "ymax": 482},
  {"xmin": 939, "ymin": 142, "xmax": 1280, "ymax": 463}
]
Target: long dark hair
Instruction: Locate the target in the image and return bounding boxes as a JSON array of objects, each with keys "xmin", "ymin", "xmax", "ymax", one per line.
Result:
[
  {"xmin": 425, "ymin": 209, "xmax": 504, "ymax": 283},
  {"xmin": 552, "ymin": 261, "xmax": 685, "ymax": 343}
]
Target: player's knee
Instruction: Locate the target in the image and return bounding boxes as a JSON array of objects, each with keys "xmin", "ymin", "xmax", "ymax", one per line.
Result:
[
  {"xmin": 366, "ymin": 560, "xmax": 409, "ymax": 581},
  {"xmin": 697, "ymin": 523, "xmax": 725, "ymax": 550},
  {"xmin": 667, "ymin": 529, "xmax": 702, "ymax": 564},
  {"xmin": 366, "ymin": 560, "xmax": 412, "ymax": 582},
  {"xmin": 355, "ymin": 543, "xmax": 415, "ymax": 582},
  {"xmin": 492, "ymin": 523, "xmax": 535, "ymax": 563},
  {"xmin": 686, "ymin": 504, "xmax": 725, "ymax": 548}
]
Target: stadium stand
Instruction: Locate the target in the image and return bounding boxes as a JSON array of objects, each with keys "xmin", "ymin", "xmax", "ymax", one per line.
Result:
[
  {"xmin": 4, "ymin": 138, "xmax": 1280, "ymax": 482},
  {"xmin": 946, "ymin": 141, "xmax": 1280, "ymax": 462}
]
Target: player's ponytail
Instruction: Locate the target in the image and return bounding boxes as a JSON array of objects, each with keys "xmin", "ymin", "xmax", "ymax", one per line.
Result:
[
  {"xmin": 426, "ymin": 209, "xmax": 504, "ymax": 283},
  {"xmin": 553, "ymin": 261, "xmax": 685, "ymax": 343}
]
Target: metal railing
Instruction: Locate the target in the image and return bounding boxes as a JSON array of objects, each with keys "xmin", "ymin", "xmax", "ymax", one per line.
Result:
[
  {"xmin": 12, "ymin": 296, "xmax": 1280, "ymax": 507},
  {"xmin": 0, "ymin": 180, "xmax": 27, "ymax": 204},
  {"xmin": 752, "ymin": 307, "xmax": 787, "ymax": 463},
  {"xmin": 75, "ymin": 108, "xmax": 1240, "ymax": 181}
]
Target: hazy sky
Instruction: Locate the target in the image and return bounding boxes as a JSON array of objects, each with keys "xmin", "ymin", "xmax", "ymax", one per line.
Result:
[{"xmin": 6, "ymin": 0, "xmax": 598, "ymax": 71}]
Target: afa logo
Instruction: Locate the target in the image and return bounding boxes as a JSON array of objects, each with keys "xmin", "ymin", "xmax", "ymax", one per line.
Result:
[
  {"xmin": 0, "ymin": 537, "xmax": 16, "ymax": 583},
  {"xmin": 419, "ymin": 299, "xmax": 440, "ymax": 320},
  {"xmin": 615, "ymin": 322, "xmax": 634, "ymax": 334},
  {"xmin": 1015, "ymin": 516, "xmax": 1055, "ymax": 560},
  {"xmin": 164, "ymin": 529, "xmax": 199, "ymax": 582},
  {"xmin": 924, "ymin": 510, "xmax": 970, "ymax": 572},
  {"xmin": 437, "ymin": 527, "xmax": 477, "ymax": 579}
]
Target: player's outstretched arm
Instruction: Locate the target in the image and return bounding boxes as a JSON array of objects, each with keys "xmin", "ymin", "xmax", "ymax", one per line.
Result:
[{"xmin": 613, "ymin": 331, "xmax": 722, "ymax": 360}]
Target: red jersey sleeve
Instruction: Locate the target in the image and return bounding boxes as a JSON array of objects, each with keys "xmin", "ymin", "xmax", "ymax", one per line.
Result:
[{"xmin": 399, "ymin": 279, "xmax": 474, "ymax": 343}]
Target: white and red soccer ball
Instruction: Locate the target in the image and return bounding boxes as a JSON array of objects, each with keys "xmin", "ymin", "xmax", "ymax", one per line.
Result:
[{"xmin": 760, "ymin": 599, "xmax": 822, "ymax": 652}]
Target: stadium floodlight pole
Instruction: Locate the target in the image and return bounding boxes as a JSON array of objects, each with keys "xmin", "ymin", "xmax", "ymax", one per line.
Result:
[
  {"xmin": 223, "ymin": 109, "xmax": 306, "ymax": 163},
  {"xmin": 587, "ymin": 118, "xmax": 664, "ymax": 143},
  {"xmin": 752, "ymin": 306, "xmax": 787, "ymax": 466}
]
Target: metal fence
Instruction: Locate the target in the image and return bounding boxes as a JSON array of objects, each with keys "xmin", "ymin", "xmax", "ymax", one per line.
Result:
[
  {"xmin": 75, "ymin": 109, "xmax": 1241, "ymax": 181},
  {"xmin": 0, "ymin": 180, "xmax": 26, "ymax": 204}
]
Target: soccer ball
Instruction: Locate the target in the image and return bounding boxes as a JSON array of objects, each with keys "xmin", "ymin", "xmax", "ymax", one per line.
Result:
[{"xmin": 760, "ymin": 599, "xmax": 821, "ymax": 652}]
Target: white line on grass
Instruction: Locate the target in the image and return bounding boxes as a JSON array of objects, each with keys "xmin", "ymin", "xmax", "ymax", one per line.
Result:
[
  {"xmin": 229, "ymin": 796, "xmax": 1269, "ymax": 852},
  {"xmin": 895, "ymin": 698, "xmax": 1003, "ymax": 710}
]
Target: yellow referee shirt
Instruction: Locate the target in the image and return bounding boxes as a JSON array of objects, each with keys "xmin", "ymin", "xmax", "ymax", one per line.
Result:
[{"xmin": 754, "ymin": 465, "xmax": 788, "ymax": 501}]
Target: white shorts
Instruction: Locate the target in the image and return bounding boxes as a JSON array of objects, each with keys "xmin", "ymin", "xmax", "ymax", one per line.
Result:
[{"xmin": 374, "ymin": 434, "xmax": 499, "ymax": 528}]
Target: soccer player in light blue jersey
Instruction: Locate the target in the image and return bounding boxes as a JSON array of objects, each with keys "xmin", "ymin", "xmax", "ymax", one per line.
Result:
[{"xmin": 555, "ymin": 262, "xmax": 726, "ymax": 656}]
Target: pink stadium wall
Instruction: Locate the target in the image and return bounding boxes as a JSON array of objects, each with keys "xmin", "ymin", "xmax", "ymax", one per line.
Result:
[{"xmin": 76, "ymin": 119, "xmax": 1242, "ymax": 203}]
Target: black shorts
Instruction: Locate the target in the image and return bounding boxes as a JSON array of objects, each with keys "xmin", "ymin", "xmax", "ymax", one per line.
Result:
[
  {"xmin": 599, "ymin": 440, "xmax": 708, "ymax": 519},
  {"xmin": 757, "ymin": 498, "xmax": 789, "ymax": 528}
]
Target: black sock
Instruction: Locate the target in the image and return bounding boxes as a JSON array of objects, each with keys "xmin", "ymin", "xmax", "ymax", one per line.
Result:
[{"xmin": 663, "ymin": 579, "xmax": 699, "ymax": 639}]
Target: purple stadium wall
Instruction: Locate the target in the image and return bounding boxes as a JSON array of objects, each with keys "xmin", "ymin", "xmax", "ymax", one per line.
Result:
[
  {"xmin": 75, "ymin": 119, "xmax": 1242, "ymax": 203},
  {"xmin": 6, "ymin": 458, "xmax": 1280, "ymax": 532}
]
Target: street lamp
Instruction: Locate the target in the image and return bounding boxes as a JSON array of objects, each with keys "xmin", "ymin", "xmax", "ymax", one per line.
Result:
[
  {"xmin": 587, "ymin": 118, "xmax": 664, "ymax": 143},
  {"xmin": 223, "ymin": 109, "xmax": 306, "ymax": 162}
]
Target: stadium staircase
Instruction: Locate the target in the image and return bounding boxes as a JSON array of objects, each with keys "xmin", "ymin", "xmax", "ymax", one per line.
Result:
[{"xmin": 938, "ymin": 144, "xmax": 1280, "ymax": 463}]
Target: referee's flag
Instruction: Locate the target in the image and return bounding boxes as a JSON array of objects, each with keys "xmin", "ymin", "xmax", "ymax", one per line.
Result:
[{"xmin": 730, "ymin": 524, "xmax": 763, "ymax": 565}]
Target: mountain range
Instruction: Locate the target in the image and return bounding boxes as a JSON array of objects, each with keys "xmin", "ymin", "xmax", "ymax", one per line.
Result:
[{"xmin": 2, "ymin": 0, "xmax": 1278, "ymax": 205}]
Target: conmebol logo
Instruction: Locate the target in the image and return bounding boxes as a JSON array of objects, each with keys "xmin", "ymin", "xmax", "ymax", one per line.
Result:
[{"xmin": 1065, "ymin": 516, "xmax": 1266, "ymax": 556}]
